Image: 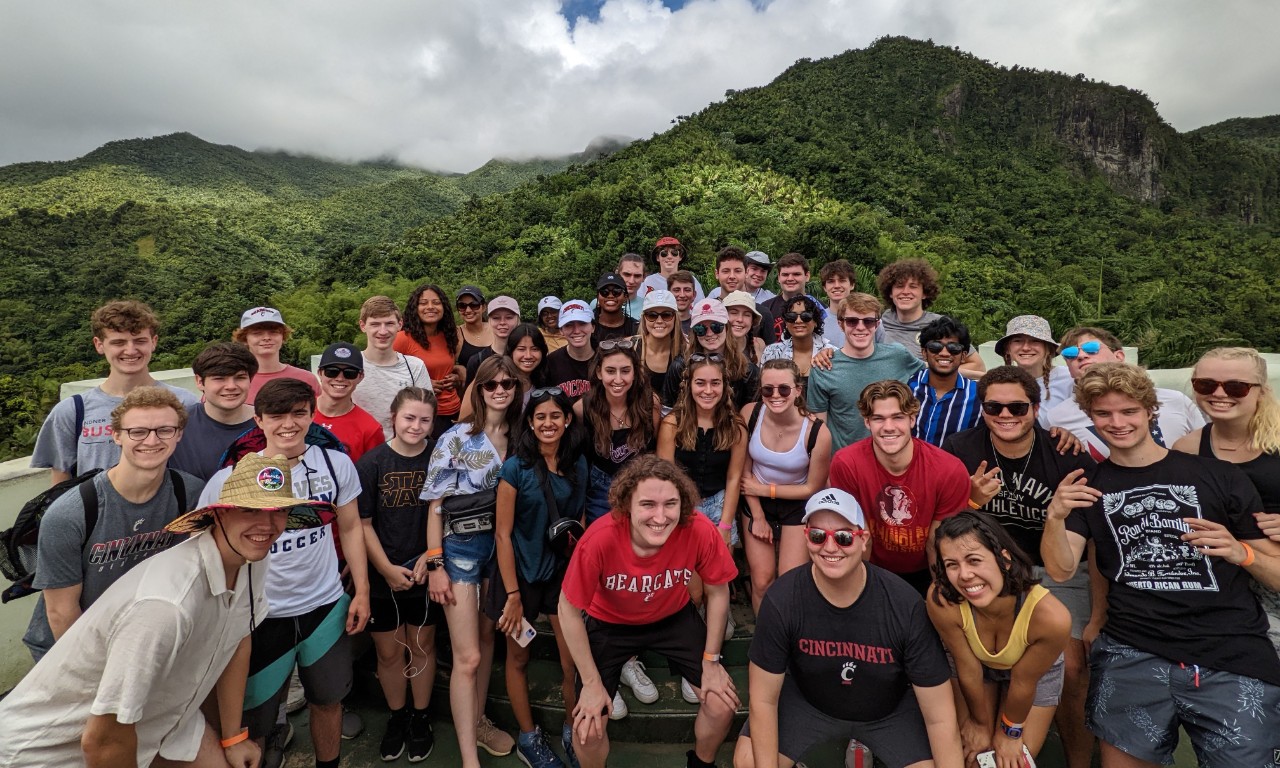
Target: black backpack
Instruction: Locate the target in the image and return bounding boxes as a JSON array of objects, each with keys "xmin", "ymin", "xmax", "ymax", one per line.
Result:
[{"xmin": 0, "ymin": 468, "xmax": 185, "ymax": 603}]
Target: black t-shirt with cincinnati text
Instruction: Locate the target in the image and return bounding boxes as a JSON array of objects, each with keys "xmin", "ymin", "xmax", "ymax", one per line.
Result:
[
  {"xmin": 356, "ymin": 441, "xmax": 435, "ymax": 598},
  {"xmin": 749, "ymin": 564, "xmax": 950, "ymax": 722},
  {"xmin": 943, "ymin": 422, "xmax": 1095, "ymax": 566},
  {"xmin": 1065, "ymin": 450, "xmax": 1280, "ymax": 686},
  {"xmin": 543, "ymin": 347, "xmax": 593, "ymax": 401}
]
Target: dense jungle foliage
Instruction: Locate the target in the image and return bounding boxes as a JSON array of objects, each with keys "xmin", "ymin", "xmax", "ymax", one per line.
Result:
[{"xmin": 2, "ymin": 36, "xmax": 1278, "ymax": 460}]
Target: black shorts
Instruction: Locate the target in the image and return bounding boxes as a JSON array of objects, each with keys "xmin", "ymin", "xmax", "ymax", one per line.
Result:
[
  {"xmin": 578, "ymin": 602, "xmax": 707, "ymax": 702},
  {"xmin": 368, "ymin": 589, "xmax": 439, "ymax": 632},
  {"xmin": 482, "ymin": 566, "xmax": 566, "ymax": 623},
  {"xmin": 759, "ymin": 497, "xmax": 805, "ymax": 527}
]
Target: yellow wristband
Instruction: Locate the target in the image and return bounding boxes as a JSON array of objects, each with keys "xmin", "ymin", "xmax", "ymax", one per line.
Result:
[
  {"xmin": 1240, "ymin": 541, "xmax": 1256, "ymax": 568},
  {"xmin": 220, "ymin": 728, "xmax": 249, "ymax": 748}
]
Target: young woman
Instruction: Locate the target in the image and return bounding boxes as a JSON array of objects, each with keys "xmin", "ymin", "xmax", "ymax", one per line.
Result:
[
  {"xmin": 423, "ymin": 357, "xmax": 523, "ymax": 767},
  {"xmin": 357, "ymin": 387, "xmax": 439, "ymax": 762},
  {"xmin": 738, "ymin": 360, "xmax": 832, "ymax": 615},
  {"xmin": 457, "ymin": 323, "xmax": 549, "ymax": 422},
  {"xmin": 537, "ymin": 297, "xmax": 568, "ymax": 353},
  {"xmin": 662, "ymin": 299, "xmax": 759, "ymax": 410},
  {"xmin": 761, "ymin": 294, "xmax": 838, "ymax": 385},
  {"xmin": 456, "ymin": 286, "xmax": 493, "ymax": 365},
  {"xmin": 492, "ymin": 387, "xmax": 587, "ymax": 768},
  {"xmin": 1173, "ymin": 346, "xmax": 1280, "ymax": 653},
  {"xmin": 721, "ymin": 290, "xmax": 766, "ymax": 364},
  {"xmin": 635, "ymin": 290, "xmax": 683, "ymax": 401},
  {"xmin": 994, "ymin": 315, "xmax": 1073, "ymax": 422},
  {"xmin": 927, "ymin": 512, "xmax": 1070, "ymax": 768},
  {"xmin": 396, "ymin": 283, "xmax": 465, "ymax": 437}
]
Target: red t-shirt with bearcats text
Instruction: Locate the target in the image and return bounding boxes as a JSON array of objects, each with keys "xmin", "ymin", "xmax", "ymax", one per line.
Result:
[{"xmin": 561, "ymin": 512, "xmax": 738, "ymax": 625}]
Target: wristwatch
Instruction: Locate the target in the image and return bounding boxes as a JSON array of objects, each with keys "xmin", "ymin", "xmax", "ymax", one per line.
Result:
[
  {"xmin": 999, "ymin": 715, "xmax": 1024, "ymax": 740},
  {"xmin": 425, "ymin": 559, "xmax": 443, "ymax": 572}
]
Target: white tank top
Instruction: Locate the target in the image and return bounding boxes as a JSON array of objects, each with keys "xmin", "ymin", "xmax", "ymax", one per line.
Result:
[{"xmin": 749, "ymin": 413, "xmax": 812, "ymax": 485}]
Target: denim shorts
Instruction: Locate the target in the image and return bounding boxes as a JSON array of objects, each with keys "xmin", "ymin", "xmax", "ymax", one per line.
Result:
[
  {"xmin": 699, "ymin": 490, "xmax": 738, "ymax": 546},
  {"xmin": 585, "ymin": 463, "xmax": 614, "ymax": 525},
  {"xmin": 443, "ymin": 529, "xmax": 496, "ymax": 585}
]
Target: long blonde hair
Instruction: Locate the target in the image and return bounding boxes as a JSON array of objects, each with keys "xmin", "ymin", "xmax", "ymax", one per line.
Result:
[{"xmin": 1194, "ymin": 347, "xmax": 1280, "ymax": 454}]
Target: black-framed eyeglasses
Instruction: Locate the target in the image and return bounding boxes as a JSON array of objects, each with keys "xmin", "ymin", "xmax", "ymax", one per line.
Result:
[
  {"xmin": 481, "ymin": 378, "xmax": 518, "ymax": 392},
  {"xmin": 321, "ymin": 366, "xmax": 360, "ymax": 380},
  {"xmin": 840, "ymin": 316, "xmax": 879, "ymax": 329},
  {"xmin": 692, "ymin": 322, "xmax": 726, "ymax": 336},
  {"xmin": 121, "ymin": 425, "xmax": 182, "ymax": 441},
  {"xmin": 1190, "ymin": 378, "xmax": 1260, "ymax": 398},
  {"xmin": 760, "ymin": 385, "xmax": 794, "ymax": 398},
  {"xmin": 924, "ymin": 341, "xmax": 966, "ymax": 355},
  {"xmin": 456, "ymin": 301, "xmax": 483, "ymax": 311},
  {"xmin": 981, "ymin": 401, "xmax": 1032, "ymax": 417},
  {"xmin": 598, "ymin": 338, "xmax": 636, "ymax": 352},
  {"xmin": 688, "ymin": 353, "xmax": 725, "ymax": 364},
  {"xmin": 598, "ymin": 286, "xmax": 625, "ymax": 298},
  {"xmin": 528, "ymin": 386, "xmax": 565, "ymax": 402},
  {"xmin": 783, "ymin": 311, "xmax": 815, "ymax": 323}
]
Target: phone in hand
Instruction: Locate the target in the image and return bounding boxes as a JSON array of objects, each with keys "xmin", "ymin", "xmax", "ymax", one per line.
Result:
[
  {"xmin": 976, "ymin": 746, "xmax": 1036, "ymax": 768},
  {"xmin": 513, "ymin": 617, "xmax": 537, "ymax": 647}
]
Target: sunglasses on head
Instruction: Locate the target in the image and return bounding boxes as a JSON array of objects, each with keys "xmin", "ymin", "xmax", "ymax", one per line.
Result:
[
  {"xmin": 481, "ymin": 378, "xmax": 518, "ymax": 392},
  {"xmin": 598, "ymin": 286, "xmax": 625, "ymax": 298},
  {"xmin": 692, "ymin": 322, "xmax": 726, "ymax": 336},
  {"xmin": 598, "ymin": 338, "xmax": 636, "ymax": 352},
  {"xmin": 688, "ymin": 353, "xmax": 725, "ymax": 364},
  {"xmin": 1061, "ymin": 340, "xmax": 1103, "ymax": 360},
  {"xmin": 321, "ymin": 366, "xmax": 360, "ymax": 380},
  {"xmin": 528, "ymin": 386, "xmax": 565, "ymax": 402},
  {"xmin": 840, "ymin": 316, "xmax": 879, "ymax": 329},
  {"xmin": 1190, "ymin": 378, "xmax": 1260, "ymax": 398},
  {"xmin": 760, "ymin": 384, "xmax": 795, "ymax": 398},
  {"xmin": 456, "ymin": 301, "xmax": 482, "ymax": 311},
  {"xmin": 981, "ymin": 400, "xmax": 1032, "ymax": 417},
  {"xmin": 804, "ymin": 526, "xmax": 868, "ymax": 548},
  {"xmin": 644, "ymin": 310, "xmax": 676, "ymax": 321},
  {"xmin": 783, "ymin": 311, "xmax": 815, "ymax": 323},
  {"xmin": 925, "ymin": 341, "xmax": 966, "ymax": 355}
]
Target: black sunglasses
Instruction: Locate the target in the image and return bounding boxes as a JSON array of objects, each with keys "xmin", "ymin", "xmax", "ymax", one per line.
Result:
[
  {"xmin": 644, "ymin": 310, "xmax": 676, "ymax": 321},
  {"xmin": 981, "ymin": 400, "xmax": 1032, "ymax": 417},
  {"xmin": 783, "ymin": 311, "xmax": 815, "ymax": 323},
  {"xmin": 688, "ymin": 353, "xmax": 725, "ymax": 364},
  {"xmin": 321, "ymin": 366, "xmax": 360, "ymax": 380},
  {"xmin": 692, "ymin": 322, "xmax": 726, "ymax": 336},
  {"xmin": 840, "ymin": 316, "xmax": 879, "ymax": 329},
  {"xmin": 481, "ymin": 378, "xmax": 518, "ymax": 392},
  {"xmin": 760, "ymin": 384, "xmax": 794, "ymax": 398},
  {"xmin": 1190, "ymin": 378, "xmax": 1260, "ymax": 398},
  {"xmin": 925, "ymin": 341, "xmax": 966, "ymax": 355},
  {"xmin": 456, "ymin": 301, "xmax": 483, "ymax": 311},
  {"xmin": 598, "ymin": 286, "xmax": 625, "ymax": 298},
  {"xmin": 598, "ymin": 338, "xmax": 636, "ymax": 352},
  {"xmin": 529, "ymin": 386, "xmax": 565, "ymax": 401}
]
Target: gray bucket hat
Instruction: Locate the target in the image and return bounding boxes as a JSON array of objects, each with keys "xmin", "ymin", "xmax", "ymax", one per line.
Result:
[{"xmin": 995, "ymin": 315, "xmax": 1057, "ymax": 357}]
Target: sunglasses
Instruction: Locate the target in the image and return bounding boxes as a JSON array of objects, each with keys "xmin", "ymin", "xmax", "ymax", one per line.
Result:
[
  {"xmin": 657, "ymin": 248, "xmax": 682, "ymax": 257},
  {"xmin": 925, "ymin": 341, "xmax": 966, "ymax": 355},
  {"xmin": 1061, "ymin": 340, "xmax": 1103, "ymax": 359},
  {"xmin": 598, "ymin": 338, "xmax": 636, "ymax": 352},
  {"xmin": 456, "ymin": 301, "xmax": 483, "ymax": 311},
  {"xmin": 481, "ymin": 378, "xmax": 518, "ymax": 392},
  {"xmin": 121, "ymin": 425, "xmax": 181, "ymax": 441},
  {"xmin": 528, "ymin": 386, "xmax": 565, "ymax": 401},
  {"xmin": 981, "ymin": 400, "xmax": 1032, "ymax": 417},
  {"xmin": 644, "ymin": 310, "xmax": 676, "ymax": 321},
  {"xmin": 598, "ymin": 286, "xmax": 625, "ymax": 298},
  {"xmin": 1190, "ymin": 378, "xmax": 1260, "ymax": 398},
  {"xmin": 692, "ymin": 322, "xmax": 726, "ymax": 336},
  {"xmin": 760, "ymin": 384, "xmax": 795, "ymax": 398},
  {"xmin": 688, "ymin": 353, "xmax": 725, "ymax": 364},
  {"xmin": 783, "ymin": 311, "xmax": 815, "ymax": 323},
  {"xmin": 840, "ymin": 316, "xmax": 879, "ymax": 329},
  {"xmin": 805, "ymin": 526, "xmax": 869, "ymax": 548},
  {"xmin": 320, "ymin": 366, "xmax": 360, "ymax": 380}
]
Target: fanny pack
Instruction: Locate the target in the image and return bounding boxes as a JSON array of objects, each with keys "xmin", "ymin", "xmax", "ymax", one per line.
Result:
[
  {"xmin": 441, "ymin": 489, "xmax": 497, "ymax": 535},
  {"xmin": 540, "ymin": 471, "xmax": 584, "ymax": 560}
]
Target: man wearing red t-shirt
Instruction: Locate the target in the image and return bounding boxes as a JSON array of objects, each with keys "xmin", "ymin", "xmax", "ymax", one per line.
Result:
[
  {"xmin": 829, "ymin": 380, "xmax": 968, "ymax": 594},
  {"xmin": 314, "ymin": 342, "xmax": 385, "ymax": 462},
  {"xmin": 559, "ymin": 456, "xmax": 739, "ymax": 768}
]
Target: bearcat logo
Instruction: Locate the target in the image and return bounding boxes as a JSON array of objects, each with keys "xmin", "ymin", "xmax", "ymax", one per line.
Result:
[{"xmin": 257, "ymin": 466, "xmax": 285, "ymax": 491}]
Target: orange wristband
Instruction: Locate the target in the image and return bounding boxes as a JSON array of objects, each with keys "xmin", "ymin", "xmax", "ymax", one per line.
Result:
[
  {"xmin": 1240, "ymin": 541, "xmax": 1256, "ymax": 568},
  {"xmin": 426, "ymin": 547, "xmax": 443, "ymax": 558},
  {"xmin": 968, "ymin": 499, "xmax": 981, "ymax": 510},
  {"xmin": 769, "ymin": 483, "xmax": 777, "ymax": 500},
  {"xmin": 220, "ymin": 728, "xmax": 249, "ymax": 748}
]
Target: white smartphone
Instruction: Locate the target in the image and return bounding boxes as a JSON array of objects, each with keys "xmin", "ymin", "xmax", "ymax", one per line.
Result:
[
  {"xmin": 513, "ymin": 617, "xmax": 537, "ymax": 647},
  {"xmin": 976, "ymin": 746, "xmax": 1035, "ymax": 768}
]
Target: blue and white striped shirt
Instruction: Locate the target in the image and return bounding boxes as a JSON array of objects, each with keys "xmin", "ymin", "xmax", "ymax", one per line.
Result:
[{"xmin": 909, "ymin": 369, "xmax": 981, "ymax": 447}]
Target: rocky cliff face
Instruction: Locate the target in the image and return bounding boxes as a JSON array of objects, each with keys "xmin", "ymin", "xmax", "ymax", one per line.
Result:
[{"xmin": 1055, "ymin": 96, "xmax": 1165, "ymax": 203}]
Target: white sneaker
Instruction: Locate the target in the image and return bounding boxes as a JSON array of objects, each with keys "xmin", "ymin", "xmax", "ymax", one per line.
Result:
[
  {"xmin": 680, "ymin": 677, "xmax": 700, "ymax": 705},
  {"xmin": 285, "ymin": 669, "xmax": 306, "ymax": 714},
  {"xmin": 609, "ymin": 690, "xmax": 628, "ymax": 720},
  {"xmin": 619, "ymin": 659, "xmax": 659, "ymax": 704}
]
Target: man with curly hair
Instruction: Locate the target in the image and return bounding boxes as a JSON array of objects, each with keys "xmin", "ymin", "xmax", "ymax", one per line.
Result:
[{"xmin": 875, "ymin": 259, "xmax": 984, "ymax": 379}]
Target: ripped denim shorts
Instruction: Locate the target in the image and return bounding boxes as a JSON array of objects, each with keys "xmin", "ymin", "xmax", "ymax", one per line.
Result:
[{"xmin": 443, "ymin": 530, "xmax": 496, "ymax": 585}]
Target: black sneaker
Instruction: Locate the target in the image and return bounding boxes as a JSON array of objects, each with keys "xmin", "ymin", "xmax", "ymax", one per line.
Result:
[
  {"xmin": 407, "ymin": 710, "xmax": 435, "ymax": 763},
  {"xmin": 261, "ymin": 722, "xmax": 293, "ymax": 768},
  {"xmin": 380, "ymin": 708, "xmax": 410, "ymax": 761}
]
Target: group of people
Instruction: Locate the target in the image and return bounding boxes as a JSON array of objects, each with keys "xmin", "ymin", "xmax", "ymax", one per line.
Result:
[{"xmin": 2, "ymin": 236, "xmax": 1279, "ymax": 768}]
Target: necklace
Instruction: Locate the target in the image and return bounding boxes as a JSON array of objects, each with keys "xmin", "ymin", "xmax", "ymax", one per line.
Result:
[
  {"xmin": 610, "ymin": 409, "xmax": 629, "ymax": 429},
  {"xmin": 1211, "ymin": 425, "xmax": 1251, "ymax": 452},
  {"xmin": 989, "ymin": 430, "xmax": 1035, "ymax": 486}
]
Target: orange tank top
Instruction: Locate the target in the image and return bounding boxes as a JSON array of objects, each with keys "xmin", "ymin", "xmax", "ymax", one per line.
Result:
[{"xmin": 393, "ymin": 330, "xmax": 461, "ymax": 416}]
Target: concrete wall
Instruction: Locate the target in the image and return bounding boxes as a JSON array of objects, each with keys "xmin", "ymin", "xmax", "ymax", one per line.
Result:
[{"xmin": 0, "ymin": 460, "xmax": 53, "ymax": 694}]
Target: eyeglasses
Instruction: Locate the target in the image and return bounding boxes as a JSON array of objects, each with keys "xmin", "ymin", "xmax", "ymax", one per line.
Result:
[
  {"xmin": 644, "ymin": 311, "xmax": 676, "ymax": 321},
  {"xmin": 783, "ymin": 311, "xmax": 815, "ymax": 323},
  {"xmin": 598, "ymin": 286, "xmax": 625, "ymax": 298},
  {"xmin": 760, "ymin": 385, "xmax": 795, "ymax": 398},
  {"xmin": 688, "ymin": 353, "xmax": 725, "ymax": 364},
  {"xmin": 1190, "ymin": 378, "xmax": 1260, "ymax": 398},
  {"xmin": 981, "ymin": 401, "xmax": 1032, "ymax": 417},
  {"xmin": 598, "ymin": 338, "xmax": 636, "ymax": 352},
  {"xmin": 121, "ymin": 425, "xmax": 181, "ymax": 441},
  {"xmin": 925, "ymin": 341, "xmax": 966, "ymax": 355},
  {"xmin": 320, "ymin": 366, "xmax": 360, "ymax": 380},
  {"xmin": 456, "ymin": 301, "xmax": 482, "ymax": 311},
  {"xmin": 528, "ymin": 386, "xmax": 565, "ymax": 402},
  {"xmin": 481, "ymin": 378, "xmax": 518, "ymax": 392},
  {"xmin": 1061, "ymin": 340, "xmax": 1103, "ymax": 359},
  {"xmin": 840, "ymin": 316, "xmax": 879, "ymax": 329},
  {"xmin": 692, "ymin": 322, "xmax": 726, "ymax": 336},
  {"xmin": 804, "ymin": 526, "xmax": 869, "ymax": 548}
]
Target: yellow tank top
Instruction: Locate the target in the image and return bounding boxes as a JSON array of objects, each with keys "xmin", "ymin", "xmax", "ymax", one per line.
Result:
[{"xmin": 959, "ymin": 584, "xmax": 1049, "ymax": 670}]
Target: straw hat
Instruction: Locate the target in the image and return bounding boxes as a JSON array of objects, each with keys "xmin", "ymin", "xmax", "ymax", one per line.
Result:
[{"xmin": 165, "ymin": 454, "xmax": 333, "ymax": 534}]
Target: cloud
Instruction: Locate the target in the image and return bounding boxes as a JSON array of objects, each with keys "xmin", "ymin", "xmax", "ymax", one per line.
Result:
[{"xmin": 0, "ymin": 0, "xmax": 1276, "ymax": 171}]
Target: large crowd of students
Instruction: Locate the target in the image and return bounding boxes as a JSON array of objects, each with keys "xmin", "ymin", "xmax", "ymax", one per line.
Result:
[{"xmin": 2, "ymin": 238, "xmax": 1280, "ymax": 768}]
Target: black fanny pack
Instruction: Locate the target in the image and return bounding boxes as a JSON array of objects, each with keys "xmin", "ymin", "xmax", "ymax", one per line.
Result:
[
  {"xmin": 540, "ymin": 471, "xmax": 585, "ymax": 560},
  {"xmin": 441, "ymin": 489, "xmax": 497, "ymax": 535}
]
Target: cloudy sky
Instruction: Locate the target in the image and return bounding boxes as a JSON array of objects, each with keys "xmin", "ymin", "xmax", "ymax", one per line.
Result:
[{"xmin": 2, "ymin": 0, "xmax": 1276, "ymax": 172}]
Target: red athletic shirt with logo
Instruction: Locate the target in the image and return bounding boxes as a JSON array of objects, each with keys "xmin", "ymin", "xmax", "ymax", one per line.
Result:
[
  {"xmin": 561, "ymin": 512, "xmax": 738, "ymax": 625},
  {"xmin": 829, "ymin": 438, "xmax": 968, "ymax": 574}
]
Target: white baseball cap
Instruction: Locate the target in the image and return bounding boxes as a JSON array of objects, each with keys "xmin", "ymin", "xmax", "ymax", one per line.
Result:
[
  {"xmin": 558, "ymin": 300, "xmax": 594, "ymax": 327},
  {"xmin": 240, "ymin": 306, "xmax": 286, "ymax": 329},
  {"xmin": 537, "ymin": 296, "xmax": 563, "ymax": 314},
  {"xmin": 802, "ymin": 488, "xmax": 866, "ymax": 529},
  {"xmin": 642, "ymin": 290, "xmax": 678, "ymax": 313}
]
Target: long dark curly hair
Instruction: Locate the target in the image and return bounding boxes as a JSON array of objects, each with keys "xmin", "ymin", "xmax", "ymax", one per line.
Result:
[{"xmin": 403, "ymin": 283, "xmax": 459, "ymax": 357}]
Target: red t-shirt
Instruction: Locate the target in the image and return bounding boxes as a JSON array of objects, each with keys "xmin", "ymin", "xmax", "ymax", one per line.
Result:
[
  {"xmin": 561, "ymin": 513, "xmax": 738, "ymax": 625},
  {"xmin": 394, "ymin": 331, "xmax": 461, "ymax": 417},
  {"xmin": 315, "ymin": 403, "xmax": 386, "ymax": 462},
  {"xmin": 828, "ymin": 438, "xmax": 968, "ymax": 575}
]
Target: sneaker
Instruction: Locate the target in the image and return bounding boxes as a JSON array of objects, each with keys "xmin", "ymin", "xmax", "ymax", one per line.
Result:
[
  {"xmin": 285, "ymin": 669, "xmax": 306, "ymax": 714},
  {"xmin": 260, "ymin": 723, "xmax": 293, "ymax": 768},
  {"xmin": 516, "ymin": 726, "xmax": 565, "ymax": 768},
  {"xmin": 680, "ymin": 677, "xmax": 700, "ymax": 705},
  {"xmin": 407, "ymin": 710, "xmax": 434, "ymax": 762},
  {"xmin": 609, "ymin": 690, "xmax": 628, "ymax": 720},
  {"xmin": 379, "ymin": 709, "xmax": 409, "ymax": 761},
  {"xmin": 845, "ymin": 738, "xmax": 873, "ymax": 768},
  {"xmin": 724, "ymin": 610, "xmax": 736, "ymax": 641},
  {"xmin": 620, "ymin": 659, "xmax": 659, "ymax": 704},
  {"xmin": 476, "ymin": 714, "xmax": 516, "ymax": 757},
  {"xmin": 341, "ymin": 707, "xmax": 364, "ymax": 740},
  {"xmin": 561, "ymin": 723, "xmax": 580, "ymax": 768}
]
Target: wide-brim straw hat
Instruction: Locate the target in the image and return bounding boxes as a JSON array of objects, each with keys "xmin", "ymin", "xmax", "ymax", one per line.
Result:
[
  {"xmin": 166, "ymin": 454, "xmax": 333, "ymax": 534},
  {"xmin": 995, "ymin": 315, "xmax": 1058, "ymax": 358}
]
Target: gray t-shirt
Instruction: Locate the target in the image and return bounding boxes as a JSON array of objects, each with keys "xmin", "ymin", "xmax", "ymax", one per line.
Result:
[
  {"xmin": 167, "ymin": 404, "xmax": 254, "ymax": 481},
  {"xmin": 23, "ymin": 469, "xmax": 205, "ymax": 658},
  {"xmin": 351, "ymin": 352, "xmax": 431, "ymax": 441},
  {"xmin": 806, "ymin": 344, "xmax": 925, "ymax": 450},
  {"xmin": 31, "ymin": 385, "xmax": 201, "ymax": 475},
  {"xmin": 875, "ymin": 308, "xmax": 941, "ymax": 359}
]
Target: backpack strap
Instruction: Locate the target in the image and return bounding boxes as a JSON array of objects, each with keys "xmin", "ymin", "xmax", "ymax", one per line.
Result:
[
  {"xmin": 78, "ymin": 473, "xmax": 100, "ymax": 548},
  {"xmin": 69, "ymin": 393, "xmax": 85, "ymax": 475},
  {"xmin": 321, "ymin": 448, "xmax": 340, "ymax": 502},
  {"xmin": 806, "ymin": 417, "xmax": 824, "ymax": 456},
  {"xmin": 168, "ymin": 469, "xmax": 186, "ymax": 511},
  {"xmin": 746, "ymin": 401, "xmax": 763, "ymax": 437}
]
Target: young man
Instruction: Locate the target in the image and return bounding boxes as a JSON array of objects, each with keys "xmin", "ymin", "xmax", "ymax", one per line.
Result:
[
  {"xmin": 668, "ymin": 270, "xmax": 698, "ymax": 335},
  {"xmin": 234, "ymin": 306, "xmax": 319, "ymax": 404},
  {"xmin": 907, "ymin": 316, "xmax": 980, "ymax": 447},
  {"xmin": 545, "ymin": 300, "xmax": 596, "ymax": 399},
  {"xmin": 593, "ymin": 274, "xmax": 639, "ymax": 343},
  {"xmin": 465, "ymin": 295, "xmax": 522, "ymax": 380},
  {"xmin": 199, "ymin": 378, "xmax": 369, "ymax": 768},
  {"xmin": 351, "ymin": 295, "xmax": 431, "ymax": 440},
  {"xmin": 743, "ymin": 250, "xmax": 777, "ymax": 303},
  {"xmin": 559, "ymin": 456, "xmax": 738, "ymax": 768},
  {"xmin": 735, "ymin": 488, "xmax": 962, "ymax": 768},
  {"xmin": 807, "ymin": 293, "xmax": 925, "ymax": 450},
  {"xmin": 1041, "ymin": 362, "xmax": 1280, "ymax": 768},
  {"xmin": 0, "ymin": 454, "xmax": 326, "ymax": 768},
  {"xmin": 315, "ymin": 342, "xmax": 385, "ymax": 462},
  {"xmin": 640, "ymin": 236, "xmax": 704, "ymax": 302},
  {"xmin": 32, "ymin": 300, "xmax": 201, "ymax": 484},
  {"xmin": 818, "ymin": 258, "xmax": 857, "ymax": 348},
  {"xmin": 537, "ymin": 296, "xmax": 568, "ymax": 352},
  {"xmin": 941, "ymin": 366, "xmax": 1098, "ymax": 768},
  {"xmin": 23, "ymin": 386, "xmax": 205, "ymax": 660},
  {"xmin": 875, "ymin": 259, "xmax": 984, "ymax": 379},
  {"xmin": 169, "ymin": 342, "xmax": 258, "ymax": 481},
  {"xmin": 762, "ymin": 253, "xmax": 826, "ymax": 342},
  {"xmin": 707, "ymin": 247, "xmax": 776, "ymax": 344},
  {"xmin": 617, "ymin": 252, "xmax": 646, "ymax": 318},
  {"xmin": 828, "ymin": 380, "xmax": 969, "ymax": 594}
]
